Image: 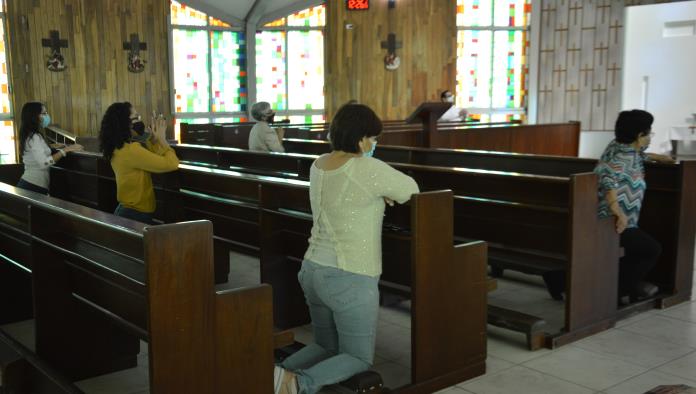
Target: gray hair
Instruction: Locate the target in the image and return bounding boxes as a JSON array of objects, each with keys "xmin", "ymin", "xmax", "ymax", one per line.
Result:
[{"xmin": 251, "ymin": 101, "xmax": 274, "ymax": 121}]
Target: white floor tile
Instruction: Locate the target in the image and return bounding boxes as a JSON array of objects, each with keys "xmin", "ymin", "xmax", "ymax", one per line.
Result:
[
  {"xmin": 573, "ymin": 329, "xmax": 695, "ymax": 368},
  {"xmin": 461, "ymin": 365, "xmax": 594, "ymax": 394},
  {"xmin": 656, "ymin": 351, "xmax": 696, "ymax": 381},
  {"xmin": 435, "ymin": 387, "xmax": 473, "ymax": 394},
  {"xmin": 620, "ymin": 315, "xmax": 696, "ymax": 348},
  {"xmin": 658, "ymin": 301, "xmax": 696, "ymax": 324},
  {"xmin": 523, "ymin": 347, "xmax": 647, "ymax": 390},
  {"xmin": 486, "ymin": 326, "xmax": 550, "ymax": 364},
  {"xmin": 614, "ymin": 310, "xmax": 656, "ymax": 328},
  {"xmin": 604, "ymin": 370, "xmax": 696, "ymax": 394}
]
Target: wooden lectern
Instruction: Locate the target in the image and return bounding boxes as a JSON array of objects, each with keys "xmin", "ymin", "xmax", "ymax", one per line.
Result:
[{"xmin": 405, "ymin": 102, "xmax": 452, "ymax": 148}]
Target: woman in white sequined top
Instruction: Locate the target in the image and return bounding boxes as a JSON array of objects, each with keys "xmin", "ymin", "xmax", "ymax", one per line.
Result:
[{"xmin": 274, "ymin": 104, "xmax": 418, "ymax": 394}]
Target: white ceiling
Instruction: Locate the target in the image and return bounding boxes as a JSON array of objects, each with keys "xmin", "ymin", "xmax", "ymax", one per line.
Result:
[{"xmin": 183, "ymin": 0, "xmax": 317, "ymax": 24}]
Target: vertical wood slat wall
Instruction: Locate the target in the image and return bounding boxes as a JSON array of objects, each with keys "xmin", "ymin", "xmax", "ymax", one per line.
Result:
[
  {"xmin": 6, "ymin": 0, "xmax": 171, "ymax": 138},
  {"xmin": 324, "ymin": 0, "xmax": 456, "ymax": 120}
]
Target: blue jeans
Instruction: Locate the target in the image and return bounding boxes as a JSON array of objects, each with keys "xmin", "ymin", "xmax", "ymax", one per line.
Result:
[
  {"xmin": 114, "ymin": 204, "xmax": 155, "ymax": 224},
  {"xmin": 16, "ymin": 178, "xmax": 48, "ymax": 195},
  {"xmin": 281, "ymin": 260, "xmax": 380, "ymax": 394}
]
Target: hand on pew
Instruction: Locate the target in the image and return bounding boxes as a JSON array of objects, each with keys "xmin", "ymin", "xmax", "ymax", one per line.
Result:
[
  {"xmin": 615, "ymin": 213, "xmax": 628, "ymax": 234},
  {"xmin": 383, "ymin": 197, "xmax": 394, "ymax": 206}
]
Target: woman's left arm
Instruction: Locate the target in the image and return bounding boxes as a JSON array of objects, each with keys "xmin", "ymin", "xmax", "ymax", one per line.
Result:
[{"xmin": 646, "ymin": 153, "xmax": 675, "ymax": 164}]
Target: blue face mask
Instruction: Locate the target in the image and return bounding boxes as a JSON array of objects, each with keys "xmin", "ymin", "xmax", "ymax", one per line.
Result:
[
  {"xmin": 40, "ymin": 114, "xmax": 51, "ymax": 128},
  {"xmin": 363, "ymin": 140, "xmax": 377, "ymax": 158}
]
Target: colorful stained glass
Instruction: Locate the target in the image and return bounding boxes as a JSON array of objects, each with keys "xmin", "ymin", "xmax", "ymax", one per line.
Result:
[
  {"xmin": 494, "ymin": 0, "xmax": 531, "ymax": 27},
  {"xmin": 0, "ymin": 19, "xmax": 10, "ymax": 115},
  {"xmin": 287, "ymin": 31, "xmax": 324, "ymax": 111},
  {"xmin": 211, "ymin": 31, "xmax": 246, "ymax": 113},
  {"xmin": 469, "ymin": 113, "xmax": 523, "ymax": 123},
  {"xmin": 264, "ymin": 18, "xmax": 286, "ymax": 27},
  {"xmin": 455, "ymin": 30, "xmax": 492, "ymax": 108},
  {"xmin": 209, "ymin": 16, "xmax": 231, "ymax": 27},
  {"xmin": 172, "ymin": 29, "xmax": 209, "ymax": 113},
  {"xmin": 288, "ymin": 5, "xmax": 326, "ymax": 27},
  {"xmin": 288, "ymin": 115, "xmax": 326, "ymax": 124},
  {"xmin": 255, "ymin": 31, "xmax": 287, "ymax": 110},
  {"xmin": 211, "ymin": 117, "xmax": 246, "ymax": 123},
  {"xmin": 0, "ymin": 120, "xmax": 14, "ymax": 164},
  {"xmin": 171, "ymin": 0, "xmax": 207, "ymax": 26},
  {"xmin": 456, "ymin": 0, "xmax": 492, "ymax": 27},
  {"xmin": 492, "ymin": 30, "xmax": 527, "ymax": 108}
]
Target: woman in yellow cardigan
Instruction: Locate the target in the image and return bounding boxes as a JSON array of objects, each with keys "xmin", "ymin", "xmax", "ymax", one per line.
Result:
[{"xmin": 98, "ymin": 102, "xmax": 179, "ymax": 224}]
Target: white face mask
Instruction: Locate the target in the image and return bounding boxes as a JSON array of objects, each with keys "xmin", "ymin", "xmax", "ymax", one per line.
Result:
[{"xmin": 444, "ymin": 96, "xmax": 454, "ymax": 103}]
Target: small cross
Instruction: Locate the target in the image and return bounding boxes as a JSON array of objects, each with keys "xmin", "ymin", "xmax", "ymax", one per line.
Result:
[
  {"xmin": 568, "ymin": 45, "xmax": 581, "ymax": 67},
  {"xmin": 569, "ymin": 2, "xmax": 582, "ymax": 26},
  {"xmin": 41, "ymin": 30, "xmax": 68, "ymax": 54},
  {"xmin": 381, "ymin": 33, "xmax": 402, "ymax": 55},
  {"xmin": 607, "ymin": 63, "xmax": 621, "ymax": 86},
  {"xmin": 123, "ymin": 33, "xmax": 147, "ymax": 55},
  {"xmin": 592, "ymin": 83, "xmax": 606, "ymax": 107},
  {"xmin": 556, "ymin": 25, "xmax": 569, "ymax": 47},
  {"xmin": 553, "ymin": 64, "xmax": 566, "ymax": 88},
  {"xmin": 595, "ymin": 42, "xmax": 609, "ymax": 66},
  {"xmin": 580, "ymin": 64, "xmax": 593, "ymax": 87},
  {"xmin": 609, "ymin": 19, "xmax": 622, "ymax": 44},
  {"xmin": 541, "ymin": 2, "xmax": 556, "ymax": 29},
  {"xmin": 597, "ymin": 2, "xmax": 611, "ymax": 24}
]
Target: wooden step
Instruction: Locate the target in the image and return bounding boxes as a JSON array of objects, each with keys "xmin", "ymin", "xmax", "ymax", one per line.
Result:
[{"xmin": 488, "ymin": 305, "xmax": 547, "ymax": 350}]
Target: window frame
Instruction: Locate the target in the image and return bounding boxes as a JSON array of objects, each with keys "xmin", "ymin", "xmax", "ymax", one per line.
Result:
[
  {"xmin": 0, "ymin": 5, "xmax": 15, "ymax": 163},
  {"xmin": 168, "ymin": 6, "xmax": 247, "ymax": 128},
  {"xmin": 456, "ymin": 1, "xmax": 531, "ymax": 120}
]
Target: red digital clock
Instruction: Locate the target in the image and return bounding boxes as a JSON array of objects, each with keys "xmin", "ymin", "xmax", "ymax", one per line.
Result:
[{"xmin": 347, "ymin": 0, "xmax": 369, "ymax": 10}]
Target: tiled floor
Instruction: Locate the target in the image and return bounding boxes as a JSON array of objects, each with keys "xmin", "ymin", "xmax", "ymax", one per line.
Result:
[{"xmin": 2, "ymin": 251, "xmax": 696, "ymax": 394}]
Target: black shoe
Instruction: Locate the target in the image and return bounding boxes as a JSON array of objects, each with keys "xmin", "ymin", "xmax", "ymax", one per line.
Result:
[
  {"xmin": 542, "ymin": 271, "xmax": 565, "ymax": 301},
  {"xmin": 629, "ymin": 282, "xmax": 658, "ymax": 302}
]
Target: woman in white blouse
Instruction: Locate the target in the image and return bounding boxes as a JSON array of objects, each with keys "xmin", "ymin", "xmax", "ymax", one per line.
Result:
[
  {"xmin": 274, "ymin": 104, "xmax": 419, "ymax": 394},
  {"xmin": 16, "ymin": 102, "xmax": 83, "ymax": 194}
]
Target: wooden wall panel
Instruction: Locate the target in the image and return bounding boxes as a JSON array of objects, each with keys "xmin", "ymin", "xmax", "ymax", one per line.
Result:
[
  {"xmin": 6, "ymin": 0, "xmax": 171, "ymax": 138},
  {"xmin": 325, "ymin": 0, "xmax": 456, "ymax": 120}
]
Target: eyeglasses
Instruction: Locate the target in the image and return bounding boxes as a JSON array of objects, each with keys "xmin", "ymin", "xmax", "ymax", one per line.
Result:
[{"xmin": 130, "ymin": 115, "xmax": 142, "ymax": 122}]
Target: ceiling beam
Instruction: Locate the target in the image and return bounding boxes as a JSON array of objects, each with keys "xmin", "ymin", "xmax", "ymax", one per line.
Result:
[{"xmin": 245, "ymin": 0, "xmax": 273, "ymax": 24}]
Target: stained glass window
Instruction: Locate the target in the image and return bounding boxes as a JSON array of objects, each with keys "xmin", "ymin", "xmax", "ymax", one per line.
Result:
[
  {"xmin": 257, "ymin": 5, "xmax": 325, "ymax": 121},
  {"xmin": 170, "ymin": 1, "xmax": 247, "ymax": 141},
  {"xmin": 288, "ymin": 31, "xmax": 324, "ymax": 110},
  {"xmin": 209, "ymin": 17, "xmax": 231, "ymax": 27},
  {"xmin": 211, "ymin": 31, "xmax": 247, "ymax": 113},
  {"xmin": 172, "ymin": 29, "xmax": 209, "ymax": 113},
  {"xmin": 264, "ymin": 18, "xmax": 286, "ymax": 27},
  {"xmin": 455, "ymin": 0, "xmax": 530, "ymax": 120},
  {"xmin": 288, "ymin": 115, "xmax": 326, "ymax": 124},
  {"xmin": 0, "ymin": 12, "xmax": 13, "ymax": 164},
  {"xmin": 255, "ymin": 31, "xmax": 287, "ymax": 110},
  {"xmin": 287, "ymin": 5, "xmax": 326, "ymax": 27},
  {"xmin": 171, "ymin": 0, "xmax": 207, "ymax": 26}
]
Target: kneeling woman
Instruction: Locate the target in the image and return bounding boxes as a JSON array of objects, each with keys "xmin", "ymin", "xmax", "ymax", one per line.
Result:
[
  {"xmin": 274, "ymin": 104, "xmax": 419, "ymax": 394},
  {"xmin": 98, "ymin": 102, "xmax": 179, "ymax": 224}
]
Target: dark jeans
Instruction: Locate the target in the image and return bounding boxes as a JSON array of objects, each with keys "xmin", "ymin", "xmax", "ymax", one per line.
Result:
[
  {"xmin": 542, "ymin": 227, "xmax": 661, "ymax": 300},
  {"xmin": 619, "ymin": 227, "xmax": 661, "ymax": 296},
  {"xmin": 114, "ymin": 204, "xmax": 155, "ymax": 225},
  {"xmin": 16, "ymin": 178, "xmax": 48, "ymax": 195}
]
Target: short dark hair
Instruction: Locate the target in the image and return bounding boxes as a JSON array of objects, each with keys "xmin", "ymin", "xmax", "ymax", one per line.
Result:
[
  {"xmin": 440, "ymin": 90, "xmax": 452, "ymax": 100},
  {"xmin": 99, "ymin": 102, "xmax": 133, "ymax": 160},
  {"xmin": 614, "ymin": 109, "xmax": 654, "ymax": 143},
  {"xmin": 329, "ymin": 104, "xmax": 382, "ymax": 153}
]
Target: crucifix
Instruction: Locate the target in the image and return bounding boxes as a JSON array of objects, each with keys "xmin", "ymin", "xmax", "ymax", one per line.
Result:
[
  {"xmin": 380, "ymin": 0, "xmax": 401, "ymax": 70},
  {"xmin": 41, "ymin": 30, "xmax": 68, "ymax": 72},
  {"xmin": 123, "ymin": 33, "xmax": 148, "ymax": 73}
]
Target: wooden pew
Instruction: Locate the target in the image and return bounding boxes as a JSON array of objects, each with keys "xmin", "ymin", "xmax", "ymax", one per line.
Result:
[
  {"xmin": 20, "ymin": 158, "xmax": 489, "ymax": 390},
  {"xmin": 226, "ymin": 138, "xmax": 696, "ymax": 308},
  {"xmin": 0, "ymin": 182, "xmax": 276, "ymax": 393},
  {"xmin": 45, "ymin": 152, "xmax": 618, "ymax": 349}
]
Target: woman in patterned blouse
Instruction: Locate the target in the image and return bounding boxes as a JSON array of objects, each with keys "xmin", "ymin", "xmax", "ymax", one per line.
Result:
[{"xmin": 594, "ymin": 109, "xmax": 673, "ymax": 303}]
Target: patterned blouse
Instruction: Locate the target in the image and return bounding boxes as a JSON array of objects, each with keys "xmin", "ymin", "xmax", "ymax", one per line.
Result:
[{"xmin": 594, "ymin": 140, "xmax": 647, "ymax": 228}]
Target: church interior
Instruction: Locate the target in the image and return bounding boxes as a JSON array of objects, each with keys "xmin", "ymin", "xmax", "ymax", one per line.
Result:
[{"xmin": 0, "ymin": 0, "xmax": 695, "ymax": 393}]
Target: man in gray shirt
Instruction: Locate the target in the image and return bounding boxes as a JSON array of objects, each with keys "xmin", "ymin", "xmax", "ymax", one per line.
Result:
[{"xmin": 248, "ymin": 101, "xmax": 285, "ymax": 152}]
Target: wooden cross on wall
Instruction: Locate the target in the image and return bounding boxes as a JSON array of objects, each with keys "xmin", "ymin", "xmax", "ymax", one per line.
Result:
[
  {"xmin": 42, "ymin": 30, "xmax": 68, "ymax": 72},
  {"xmin": 380, "ymin": 0, "xmax": 401, "ymax": 70},
  {"xmin": 42, "ymin": 30, "xmax": 68, "ymax": 54},
  {"xmin": 123, "ymin": 33, "xmax": 147, "ymax": 73}
]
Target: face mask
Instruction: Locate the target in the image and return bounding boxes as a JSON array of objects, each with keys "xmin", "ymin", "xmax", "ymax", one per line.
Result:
[
  {"xmin": 40, "ymin": 114, "xmax": 51, "ymax": 128},
  {"xmin": 363, "ymin": 140, "xmax": 377, "ymax": 158},
  {"xmin": 132, "ymin": 121, "xmax": 146, "ymax": 135},
  {"xmin": 444, "ymin": 96, "xmax": 454, "ymax": 103}
]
